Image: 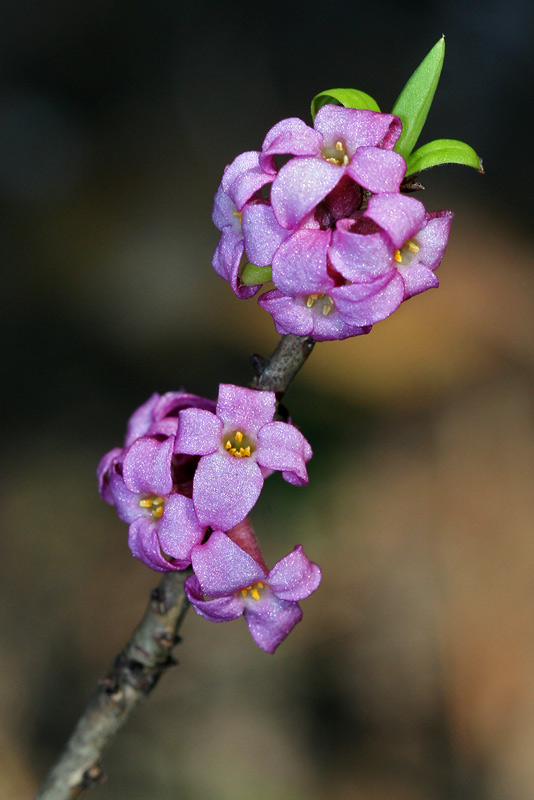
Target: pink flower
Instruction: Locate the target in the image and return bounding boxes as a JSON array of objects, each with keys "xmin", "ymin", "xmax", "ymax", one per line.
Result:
[
  {"xmin": 185, "ymin": 531, "xmax": 321, "ymax": 653},
  {"xmin": 174, "ymin": 384, "xmax": 312, "ymax": 531}
]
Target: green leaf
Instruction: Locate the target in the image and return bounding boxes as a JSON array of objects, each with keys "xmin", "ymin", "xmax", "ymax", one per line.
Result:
[
  {"xmin": 311, "ymin": 88, "xmax": 380, "ymax": 120},
  {"xmin": 405, "ymin": 139, "xmax": 484, "ymax": 175},
  {"xmin": 392, "ymin": 37, "xmax": 445, "ymax": 160},
  {"xmin": 240, "ymin": 263, "xmax": 272, "ymax": 286}
]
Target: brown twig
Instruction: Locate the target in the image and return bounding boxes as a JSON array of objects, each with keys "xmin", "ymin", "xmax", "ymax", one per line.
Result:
[{"xmin": 35, "ymin": 333, "xmax": 315, "ymax": 800}]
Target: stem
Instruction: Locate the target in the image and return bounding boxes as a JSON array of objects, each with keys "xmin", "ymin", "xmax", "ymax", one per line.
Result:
[
  {"xmin": 35, "ymin": 333, "xmax": 315, "ymax": 800},
  {"xmin": 251, "ymin": 334, "xmax": 315, "ymax": 395},
  {"xmin": 35, "ymin": 570, "xmax": 191, "ymax": 800}
]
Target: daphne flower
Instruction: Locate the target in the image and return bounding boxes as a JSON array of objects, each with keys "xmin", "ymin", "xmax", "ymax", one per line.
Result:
[
  {"xmin": 97, "ymin": 391, "xmax": 218, "ymax": 571},
  {"xmin": 185, "ymin": 531, "xmax": 321, "ymax": 653},
  {"xmin": 265, "ymin": 105, "xmax": 405, "ymax": 230},
  {"xmin": 259, "ymin": 202, "xmax": 453, "ymax": 339},
  {"xmin": 174, "ymin": 384, "xmax": 312, "ymax": 531}
]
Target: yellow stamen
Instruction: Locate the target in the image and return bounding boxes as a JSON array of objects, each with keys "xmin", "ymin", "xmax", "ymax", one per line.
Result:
[
  {"xmin": 335, "ymin": 141, "xmax": 343, "ymax": 151},
  {"xmin": 139, "ymin": 498, "xmax": 153, "ymax": 508},
  {"xmin": 408, "ymin": 241, "xmax": 420, "ymax": 253},
  {"xmin": 225, "ymin": 440, "xmax": 232, "ymax": 450},
  {"xmin": 257, "ymin": 582, "xmax": 264, "ymax": 589},
  {"xmin": 325, "ymin": 157, "xmax": 339, "ymax": 164},
  {"xmin": 394, "ymin": 249, "xmax": 403, "ymax": 263},
  {"xmin": 235, "ymin": 430, "xmax": 244, "ymax": 443},
  {"xmin": 153, "ymin": 505, "xmax": 164, "ymax": 519},
  {"xmin": 234, "ymin": 210, "xmax": 242, "ymax": 218},
  {"xmin": 243, "ymin": 446, "xmax": 251, "ymax": 456},
  {"xmin": 306, "ymin": 296, "xmax": 315, "ymax": 308},
  {"xmin": 250, "ymin": 588, "xmax": 260, "ymax": 600},
  {"xmin": 322, "ymin": 303, "xmax": 332, "ymax": 316},
  {"xmin": 342, "ymin": 154, "xmax": 349, "ymax": 166}
]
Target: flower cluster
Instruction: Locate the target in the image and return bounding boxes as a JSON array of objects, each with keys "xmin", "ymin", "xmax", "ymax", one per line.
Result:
[
  {"xmin": 98, "ymin": 385, "xmax": 320, "ymax": 652},
  {"xmin": 213, "ymin": 105, "xmax": 453, "ymax": 340}
]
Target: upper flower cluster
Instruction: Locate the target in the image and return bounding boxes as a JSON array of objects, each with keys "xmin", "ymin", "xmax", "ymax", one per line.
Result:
[
  {"xmin": 98, "ymin": 386, "xmax": 319, "ymax": 652},
  {"xmin": 213, "ymin": 105, "xmax": 453, "ymax": 340}
]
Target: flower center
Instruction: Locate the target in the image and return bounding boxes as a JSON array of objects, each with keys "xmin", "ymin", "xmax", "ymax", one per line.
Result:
[
  {"xmin": 394, "ymin": 239, "xmax": 420, "ymax": 266},
  {"xmin": 138, "ymin": 495, "xmax": 165, "ymax": 519},
  {"xmin": 323, "ymin": 140, "xmax": 350, "ymax": 166},
  {"xmin": 240, "ymin": 582, "xmax": 264, "ymax": 601},
  {"xmin": 306, "ymin": 293, "xmax": 334, "ymax": 316},
  {"xmin": 224, "ymin": 430, "xmax": 254, "ymax": 458}
]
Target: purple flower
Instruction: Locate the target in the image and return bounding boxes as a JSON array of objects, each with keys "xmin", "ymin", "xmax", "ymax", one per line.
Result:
[
  {"xmin": 185, "ymin": 531, "xmax": 321, "ymax": 653},
  {"xmin": 98, "ymin": 391, "xmax": 217, "ymax": 571},
  {"xmin": 174, "ymin": 384, "xmax": 312, "ymax": 530},
  {"xmin": 265, "ymin": 106, "xmax": 405, "ymax": 230},
  {"xmin": 259, "ymin": 204, "xmax": 453, "ymax": 339},
  {"xmin": 98, "ymin": 438, "xmax": 207, "ymax": 572}
]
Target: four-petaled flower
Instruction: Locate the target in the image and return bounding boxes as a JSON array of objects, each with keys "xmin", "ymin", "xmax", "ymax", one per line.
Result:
[
  {"xmin": 174, "ymin": 383, "xmax": 312, "ymax": 531},
  {"xmin": 185, "ymin": 531, "xmax": 321, "ymax": 653}
]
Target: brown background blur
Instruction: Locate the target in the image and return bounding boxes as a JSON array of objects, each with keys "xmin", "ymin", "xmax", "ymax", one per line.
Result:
[{"xmin": 2, "ymin": 1, "xmax": 534, "ymax": 798}]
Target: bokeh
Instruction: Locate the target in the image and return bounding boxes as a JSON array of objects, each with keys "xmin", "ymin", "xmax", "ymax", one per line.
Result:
[{"xmin": 2, "ymin": 1, "xmax": 534, "ymax": 798}]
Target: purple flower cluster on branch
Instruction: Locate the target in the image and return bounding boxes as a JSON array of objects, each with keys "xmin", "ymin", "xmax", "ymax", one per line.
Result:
[
  {"xmin": 98, "ymin": 385, "xmax": 319, "ymax": 653},
  {"xmin": 213, "ymin": 105, "xmax": 453, "ymax": 340}
]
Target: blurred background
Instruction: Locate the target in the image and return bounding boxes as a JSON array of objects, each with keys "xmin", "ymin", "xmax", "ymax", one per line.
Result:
[{"xmin": 1, "ymin": 0, "xmax": 534, "ymax": 798}]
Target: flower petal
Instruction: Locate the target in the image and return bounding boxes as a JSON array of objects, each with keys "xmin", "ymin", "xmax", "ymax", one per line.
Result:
[
  {"xmin": 212, "ymin": 227, "xmax": 261, "ymax": 300},
  {"xmin": 97, "ymin": 447, "xmax": 123, "ymax": 503},
  {"xmin": 332, "ymin": 270, "xmax": 405, "ymax": 326},
  {"xmin": 241, "ymin": 202, "xmax": 291, "ymax": 267},
  {"xmin": 157, "ymin": 494, "xmax": 205, "ymax": 566},
  {"xmin": 271, "ymin": 157, "xmax": 341, "ymax": 229},
  {"xmin": 221, "ymin": 151, "xmax": 276, "ymax": 211},
  {"xmin": 191, "ymin": 531, "xmax": 266, "ymax": 596},
  {"xmin": 193, "ymin": 451, "xmax": 264, "ymax": 530},
  {"xmin": 364, "ymin": 194, "xmax": 426, "ymax": 249},
  {"xmin": 128, "ymin": 517, "xmax": 175, "ymax": 572},
  {"xmin": 258, "ymin": 289, "xmax": 315, "ymax": 336},
  {"xmin": 125, "ymin": 394, "xmax": 161, "ymax": 446},
  {"xmin": 108, "ymin": 469, "xmax": 144, "ymax": 523},
  {"xmin": 313, "ymin": 105, "xmax": 402, "ymax": 153},
  {"xmin": 261, "ymin": 117, "xmax": 322, "ymax": 162},
  {"xmin": 216, "ymin": 384, "xmax": 276, "ymax": 433},
  {"xmin": 347, "ymin": 147, "xmax": 406, "ymax": 193},
  {"xmin": 243, "ymin": 593, "xmax": 302, "ymax": 653},
  {"xmin": 271, "ymin": 228, "xmax": 333, "ymax": 295},
  {"xmin": 174, "ymin": 408, "xmax": 222, "ymax": 455},
  {"xmin": 122, "ymin": 435, "xmax": 174, "ymax": 496},
  {"xmin": 268, "ymin": 545, "xmax": 322, "ymax": 601},
  {"xmin": 256, "ymin": 421, "xmax": 312, "ymax": 485},
  {"xmin": 185, "ymin": 574, "xmax": 245, "ymax": 621},
  {"xmin": 414, "ymin": 210, "xmax": 454, "ymax": 270},
  {"xmin": 330, "ymin": 219, "xmax": 394, "ymax": 282}
]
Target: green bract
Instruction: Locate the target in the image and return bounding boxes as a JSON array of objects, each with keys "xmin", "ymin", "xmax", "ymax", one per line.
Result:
[
  {"xmin": 406, "ymin": 139, "xmax": 484, "ymax": 176},
  {"xmin": 311, "ymin": 88, "xmax": 380, "ymax": 121},
  {"xmin": 240, "ymin": 263, "xmax": 272, "ymax": 286},
  {"xmin": 391, "ymin": 37, "xmax": 445, "ymax": 160}
]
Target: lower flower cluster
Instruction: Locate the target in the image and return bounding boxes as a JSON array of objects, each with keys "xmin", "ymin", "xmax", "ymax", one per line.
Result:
[{"xmin": 98, "ymin": 385, "xmax": 320, "ymax": 653}]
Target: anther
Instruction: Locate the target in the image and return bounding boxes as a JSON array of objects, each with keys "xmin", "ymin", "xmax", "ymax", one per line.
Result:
[
  {"xmin": 394, "ymin": 249, "xmax": 403, "ymax": 263},
  {"xmin": 235, "ymin": 431, "xmax": 244, "ymax": 443},
  {"xmin": 139, "ymin": 498, "xmax": 153, "ymax": 508},
  {"xmin": 408, "ymin": 241, "xmax": 420, "ymax": 253},
  {"xmin": 322, "ymin": 303, "xmax": 332, "ymax": 316},
  {"xmin": 306, "ymin": 296, "xmax": 315, "ymax": 308},
  {"xmin": 335, "ymin": 141, "xmax": 343, "ymax": 151}
]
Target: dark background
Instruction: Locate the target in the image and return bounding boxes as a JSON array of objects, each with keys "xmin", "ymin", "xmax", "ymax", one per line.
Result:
[{"xmin": 2, "ymin": 1, "xmax": 534, "ymax": 798}]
